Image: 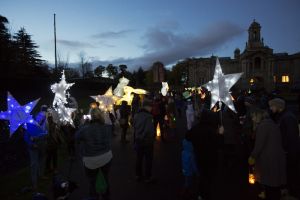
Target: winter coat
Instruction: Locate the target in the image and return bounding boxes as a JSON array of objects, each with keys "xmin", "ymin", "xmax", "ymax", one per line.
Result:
[
  {"xmin": 251, "ymin": 118, "xmax": 286, "ymax": 187},
  {"xmin": 277, "ymin": 110, "xmax": 300, "ymax": 156},
  {"xmin": 222, "ymin": 108, "xmax": 241, "ymax": 145},
  {"xmin": 182, "ymin": 139, "xmax": 199, "ymax": 177},
  {"xmin": 186, "ymin": 109, "xmax": 220, "ymax": 168},
  {"xmin": 133, "ymin": 109, "xmax": 155, "ymax": 145},
  {"xmin": 75, "ymin": 121, "xmax": 112, "ymax": 157}
]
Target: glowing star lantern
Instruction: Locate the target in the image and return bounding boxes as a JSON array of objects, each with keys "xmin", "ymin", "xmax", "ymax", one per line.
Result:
[
  {"xmin": 117, "ymin": 86, "xmax": 147, "ymax": 105},
  {"xmin": 51, "ymin": 70, "xmax": 74, "ymax": 105},
  {"xmin": 161, "ymin": 82, "xmax": 169, "ymax": 96},
  {"xmin": 0, "ymin": 92, "xmax": 39, "ymax": 136},
  {"xmin": 113, "ymin": 77, "xmax": 129, "ymax": 97},
  {"xmin": 51, "ymin": 70, "xmax": 75, "ymax": 126},
  {"xmin": 202, "ymin": 58, "xmax": 243, "ymax": 113},
  {"xmin": 91, "ymin": 86, "xmax": 118, "ymax": 112}
]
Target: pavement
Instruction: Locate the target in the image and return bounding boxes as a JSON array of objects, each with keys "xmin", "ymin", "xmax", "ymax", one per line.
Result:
[{"xmin": 47, "ymin": 115, "xmax": 292, "ymax": 200}]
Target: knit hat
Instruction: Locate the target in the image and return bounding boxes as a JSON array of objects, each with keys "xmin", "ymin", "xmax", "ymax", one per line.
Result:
[
  {"xmin": 268, "ymin": 98, "xmax": 285, "ymax": 110},
  {"xmin": 142, "ymin": 98, "xmax": 152, "ymax": 108}
]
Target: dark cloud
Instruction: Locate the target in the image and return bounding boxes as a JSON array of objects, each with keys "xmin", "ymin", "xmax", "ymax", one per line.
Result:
[
  {"xmin": 92, "ymin": 21, "xmax": 244, "ymax": 71},
  {"xmin": 57, "ymin": 39, "xmax": 96, "ymax": 48},
  {"xmin": 91, "ymin": 29, "xmax": 133, "ymax": 39}
]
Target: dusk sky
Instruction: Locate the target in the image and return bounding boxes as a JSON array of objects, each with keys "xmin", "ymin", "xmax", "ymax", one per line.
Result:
[{"xmin": 1, "ymin": 0, "xmax": 300, "ymax": 70}]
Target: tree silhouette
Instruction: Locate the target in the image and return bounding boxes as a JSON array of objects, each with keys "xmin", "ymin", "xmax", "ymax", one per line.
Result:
[
  {"xmin": 118, "ymin": 64, "xmax": 127, "ymax": 76},
  {"xmin": 0, "ymin": 15, "xmax": 12, "ymax": 75},
  {"xmin": 94, "ymin": 65, "xmax": 105, "ymax": 77},
  {"xmin": 106, "ymin": 64, "xmax": 118, "ymax": 79},
  {"xmin": 13, "ymin": 27, "xmax": 43, "ymax": 74}
]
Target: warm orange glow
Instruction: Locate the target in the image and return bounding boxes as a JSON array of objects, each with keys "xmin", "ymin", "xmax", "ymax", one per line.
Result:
[
  {"xmin": 281, "ymin": 75, "xmax": 289, "ymax": 83},
  {"xmin": 250, "ymin": 78, "xmax": 254, "ymax": 84},
  {"xmin": 249, "ymin": 173, "xmax": 255, "ymax": 184},
  {"xmin": 156, "ymin": 123, "xmax": 161, "ymax": 137},
  {"xmin": 90, "ymin": 103, "xmax": 98, "ymax": 109},
  {"xmin": 231, "ymin": 95, "xmax": 235, "ymax": 101},
  {"xmin": 199, "ymin": 88, "xmax": 206, "ymax": 99}
]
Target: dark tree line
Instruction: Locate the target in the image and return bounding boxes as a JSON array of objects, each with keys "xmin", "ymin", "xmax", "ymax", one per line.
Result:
[
  {"xmin": 0, "ymin": 15, "xmax": 50, "ymax": 78},
  {"xmin": 0, "ymin": 14, "xmax": 186, "ymax": 87}
]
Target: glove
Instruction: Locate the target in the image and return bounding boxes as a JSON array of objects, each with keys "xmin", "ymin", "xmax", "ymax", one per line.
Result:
[{"xmin": 248, "ymin": 157, "xmax": 255, "ymax": 165}]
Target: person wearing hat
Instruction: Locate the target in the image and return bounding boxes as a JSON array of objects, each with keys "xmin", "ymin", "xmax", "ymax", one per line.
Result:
[
  {"xmin": 269, "ymin": 98, "xmax": 300, "ymax": 198},
  {"xmin": 133, "ymin": 98, "xmax": 156, "ymax": 183}
]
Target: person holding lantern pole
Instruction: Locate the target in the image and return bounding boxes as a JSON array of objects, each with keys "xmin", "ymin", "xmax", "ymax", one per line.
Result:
[
  {"xmin": 248, "ymin": 108, "xmax": 286, "ymax": 200},
  {"xmin": 268, "ymin": 98, "xmax": 300, "ymax": 198},
  {"xmin": 186, "ymin": 107, "xmax": 223, "ymax": 200}
]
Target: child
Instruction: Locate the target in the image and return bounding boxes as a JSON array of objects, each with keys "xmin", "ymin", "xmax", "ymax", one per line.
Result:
[{"xmin": 181, "ymin": 138, "xmax": 199, "ymax": 199}]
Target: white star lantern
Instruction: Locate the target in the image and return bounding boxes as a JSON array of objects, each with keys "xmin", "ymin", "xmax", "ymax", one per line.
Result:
[
  {"xmin": 113, "ymin": 77, "xmax": 129, "ymax": 97},
  {"xmin": 51, "ymin": 70, "xmax": 74, "ymax": 105},
  {"xmin": 51, "ymin": 70, "xmax": 76, "ymax": 126},
  {"xmin": 91, "ymin": 86, "xmax": 119, "ymax": 112},
  {"xmin": 161, "ymin": 82, "xmax": 169, "ymax": 96},
  {"xmin": 0, "ymin": 92, "xmax": 39, "ymax": 136},
  {"xmin": 202, "ymin": 58, "xmax": 243, "ymax": 113}
]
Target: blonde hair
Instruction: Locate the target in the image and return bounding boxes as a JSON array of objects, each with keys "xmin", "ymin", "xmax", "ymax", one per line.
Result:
[
  {"xmin": 90, "ymin": 108, "xmax": 104, "ymax": 124},
  {"xmin": 251, "ymin": 108, "xmax": 269, "ymax": 130}
]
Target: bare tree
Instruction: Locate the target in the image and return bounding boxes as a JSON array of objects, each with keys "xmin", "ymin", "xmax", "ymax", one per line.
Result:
[{"xmin": 79, "ymin": 51, "xmax": 86, "ymax": 78}]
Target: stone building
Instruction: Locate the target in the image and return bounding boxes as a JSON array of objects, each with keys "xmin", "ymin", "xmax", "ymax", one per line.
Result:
[
  {"xmin": 188, "ymin": 20, "xmax": 300, "ymax": 92},
  {"xmin": 152, "ymin": 61, "xmax": 165, "ymax": 83}
]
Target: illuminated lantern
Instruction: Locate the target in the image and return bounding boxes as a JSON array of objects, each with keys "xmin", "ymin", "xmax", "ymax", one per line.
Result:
[
  {"xmin": 113, "ymin": 77, "xmax": 129, "ymax": 97},
  {"xmin": 0, "ymin": 92, "xmax": 40, "ymax": 136},
  {"xmin": 249, "ymin": 166, "xmax": 255, "ymax": 184},
  {"xmin": 202, "ymin": 58, "xmax": 243, "ymax": 113},
  {"xmin": 161, "ymin": 82, "xmax": 169, "ymax": 96},
  {"xmin": 117, "ymin": 86, "xmax": 147, "ymax": 105},
  {"xmin": 91, "ymin": 86, "xmax": 118, "ymax": 112},
  {"xmin": 51, "ymin": 70, "xmax": 76, "ymax": 126},
  {"xmin": 156, "ymin": 123, "xmax": 161, "ymax": 137}
]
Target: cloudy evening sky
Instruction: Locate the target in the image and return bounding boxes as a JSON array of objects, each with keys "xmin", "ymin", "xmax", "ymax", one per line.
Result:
[{"xmin": 1, "ymin": 0, "xmax": 300, "ymax": 70}]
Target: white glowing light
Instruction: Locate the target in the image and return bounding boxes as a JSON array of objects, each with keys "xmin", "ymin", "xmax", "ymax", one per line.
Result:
[
  {"xmin": 117, "ymin": 86, "xmax": 147, "ymax": 105},
  {"xmin": 91, "ymin": 86, "xmax": 119, "ymax": 112},
  {"xmin": 202, "ymin": 58, "xmax": 243, "ymax": 113},
  {"xmin": 113, "ymin": 77, "xmax": 129, "ymax": 97},
  {"xmin": 0, "ymin": 92, "xmax": 40, "ymax": 136},
  {"xmin": 51, "ymin": 70, "xmax": 75, "ymax": 126},
  {"xmin": 161, "ymin": 82, "xmax": 169, "ymax": 96}
]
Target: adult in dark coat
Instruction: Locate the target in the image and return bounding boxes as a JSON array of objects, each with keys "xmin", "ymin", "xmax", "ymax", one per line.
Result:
[
  {"xmin": 269, "ymin": 98, "xmax": 300, "ymax": 198},
  {"xmin": 119, "ymin": 101, "xmax": 131, "ymax": 143},
  {"xmin": 249, "ymin": 108, "xmax": 286, "ymax": 200},
  {"xmin": 220, "ymin": 106, "xmax": 242, "ymax": 168},
  {"xmin": 186, "ymin": 108, "xmax": 222, "ymax": 200}
]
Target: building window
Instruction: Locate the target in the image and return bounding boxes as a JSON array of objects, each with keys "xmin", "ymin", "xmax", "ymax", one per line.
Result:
[{"xmin": 281, "ymin": 75, "xmax": 289, "ymax": 83}]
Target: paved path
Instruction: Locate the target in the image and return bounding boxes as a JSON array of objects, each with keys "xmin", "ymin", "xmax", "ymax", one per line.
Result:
[{"xmin": 51, "ymin": 116, "xmax": 262, "ymax": 200}]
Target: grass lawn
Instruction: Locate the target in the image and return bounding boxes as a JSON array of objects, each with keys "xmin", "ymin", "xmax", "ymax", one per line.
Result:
[{"xmin": 0, "ymin": 144, "xmax": 69, "ymax": 200}]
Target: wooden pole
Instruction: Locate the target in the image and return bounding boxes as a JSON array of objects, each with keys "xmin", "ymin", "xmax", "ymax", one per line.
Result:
[{"xmin": 54, "ymin": 14, "xmax": 57, "ymax": 70}]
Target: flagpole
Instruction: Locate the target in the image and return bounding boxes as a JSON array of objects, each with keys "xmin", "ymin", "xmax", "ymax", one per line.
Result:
[{"xmin": 54, "ymin": 13, "xmax": 57, "ymax": 70}]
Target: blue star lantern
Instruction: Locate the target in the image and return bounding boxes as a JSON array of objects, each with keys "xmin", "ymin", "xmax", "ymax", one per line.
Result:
[{"xmin": 0, "ymin": 92, "xmax": 40, "ymax": 136}]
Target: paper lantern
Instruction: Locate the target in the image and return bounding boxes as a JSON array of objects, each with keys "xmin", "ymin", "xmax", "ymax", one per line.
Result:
[{"xmin": 202, "ymin": 58, "xmax": 243, "ymax": 113}]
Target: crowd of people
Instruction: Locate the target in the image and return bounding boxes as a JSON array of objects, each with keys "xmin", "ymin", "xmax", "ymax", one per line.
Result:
[{"xmin": 23, "ymin": 89, "xmax": 300, "ymax": 200}]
